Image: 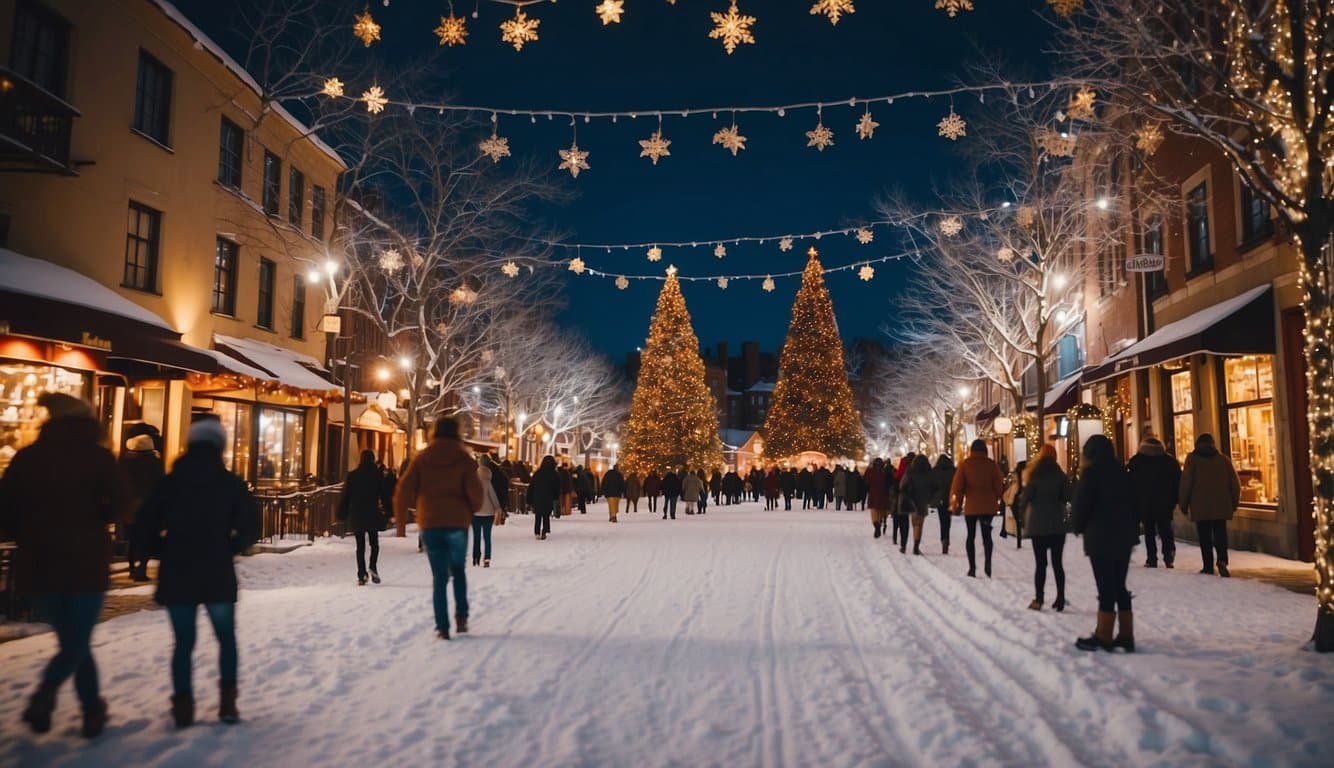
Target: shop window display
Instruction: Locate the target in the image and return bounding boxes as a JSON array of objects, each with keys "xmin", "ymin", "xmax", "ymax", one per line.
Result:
[
  {"xmin": 0, "ymin": 364, "xmax": 89, "ymax": 476},
  {"xmin": 1224, "ymin": 355, "xmax": 1278, "ymax": 506},
  {"xmin": 212, "ymin": 400, "xmax": 253, "ymax": 483},
  {"xmin": 1168, "ymin": 367, "xmax": 1194, "ymax": 457},
  {"xmin": 258, "ymin": 407, "xmax": 303, "ymax": 484}
]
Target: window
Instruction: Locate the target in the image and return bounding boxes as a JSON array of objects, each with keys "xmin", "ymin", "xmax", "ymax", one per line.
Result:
[
  {"xmin": 263, "ymin": 151, "xmax": 281, "ymax": 216},
  {"xmin": 1186, "ymin": 182, "xmax": 1212, "ymax": 273},
  {"xmin": 257, "ymin": 258, "xmax": 275, "ymax": 329},
  {"xmin": 132, "ymin": 50, "xmax": 173, "ymax": 145},
  {"xmin": 10, "ymin": 0, "xmax": 69, "ymax": 98},
  {"xmin": 1222, "ymin": 355, "xmax": 1277, "ymax": 505},
  {"xmin": 311, "ymin": 185, "xmax": 326, "ymax": 239},
  {"xmin": 123, "ymin": 202, "xmax": 161, "ymax": 292},
  {"xmin": 1167, "ymin": 366, "xmax": 1194, "ymax": 457},
  {"xmin": 290, "ymin": 275, "xmax": 306, "ymax": 339},
  {"xmin": 211, "ymin": 401, "xmax": 254, "ymax": 481},
  {"xmin": 1056, "ymin": 333, "xmax": 1083, "ymax": 380},
  {"xmin": 1239, "ymin": 182, "xmax": 1273, "ymax": 245},
  {"xmin": 212, "ymin": 238, "xmax": 238, "ymax": 315},
  {"xmin": 218, "ymin": 117, "xmax": 243, "ymax": 188},
  {"xmin": 288, "ymin": 167, "xmax": 304, "ymax": 228},
  {"xmin": 257, "ymin": 407, "xmax": 305, "ymax": 484},
  {"xmin": 1142, "ymin": 215, "xmax": 1167, "ymax": 299}
]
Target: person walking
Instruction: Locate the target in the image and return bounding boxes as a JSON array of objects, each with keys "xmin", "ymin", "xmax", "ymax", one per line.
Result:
[
  {"xmin": 662, "ymin": 467, "xmax": 682, "ymax": 519},
  {"xmin": 643, "ymin": 470, "xmax": 661, "ymax": 515},
  {"xmin": 118, "ymin": 427, "xmax": 164, "ymax": 582},
  {"xmin": 780, "ymin": 468, "xmax": 797, "ymax": 510},
  {"xmin": 890, "ymin": 455, "xmax": 914, "ymax": 546},
  {"xmin": 950, "ymin": 440, "xmax": 1005, "ymax": 578},
  {"xmin": 696, "ymin": 469, "xmax": 710, "ymax": 514},
  {"xmin": 797, "ymin": 466, "xmax": 814, "ymax": 509},
  {"xmin": 1, "ymin": 394, "xmax": 128, "ymax": 738},
  {"xmin": 1178, "ymin": 434, "xmax": 1241, "ymax": 578},
  {"xmin": 930, "ymin": 454, "xmax": 957, "ymax": 554},
  {"xmin": 724, "ymin": 468, "xmax": 743, "ymax": 505},
  {"xmin": 710, "ymin": 469, "xmax": 723, "ymax": 506},
  {"xmin": 899, "ymin": 455, "xmax": 935, "ymax": 555},
  {"xmin": 1072, "ymin": 434, "xmax": 1139, "ymax": 652},
  {"xmin": 625, "ymin": 471, "xmax": 642, "ymax": 514},
  {"xmin": 575, "ymin": 466, "xmax": 593, "ymax": 515},
  {"xmin": 557, "ymin": 464, "xmax": 574, "ymax": 519},
  {"xmin": 681, "ymin": 467, "xmax": 704, "ymax": 515},
  {"xmin": 833, "ymin": 466, "xmax": 848, "ymax": 510},
  {"xmin": 527, "ymin": 455, "xmax": 559, "ymax": 540},
  {"xmin": 1019, "ymin": 445, "xmax": 1070, "ymax": 612},
  {"xmin": 812, "ymin": 465, "xmax": 831, "ymax": 509},
  {"xmin": 763, "ymin": 467, "xmax": 781, "ymax": 510},
  {"xmin": 1127, "ymin": 437, "xmax": 1182, "ymax": 569},
  {"xmin": 602, "ymin": 464, "xmax": 626, "ymax": 522},
  {"xmin": 1001, "ymin": 460, "xmax": 1027, "ymax": 549},
  {"xmin": 474, "ymin": 454, "xmax": 505, "ymax": 567},
  {"xmin": 338, "ymin": 450, "xmax": 386, "ymax": 585},
  {"xmin": 864, "ymin": 458, "xmax": 891, "ymax": 539},
  {"xmin": 394, "ymin": 417, "xmax": 484, "ymax": 640},
  {"xmin": 138, "ymin": 417, "xmax": 260, "ymax": 727}
]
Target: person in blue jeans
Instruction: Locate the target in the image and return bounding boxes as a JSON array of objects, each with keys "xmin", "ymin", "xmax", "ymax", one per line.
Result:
[
  {"xmin": 138, "ymin": 417, "xmax": 260, "ymax": 726},
  {"xmin": 395, "ymin": 417, "xmax": 484, "ymax": 639},
  {"xmin": 473, "ymin": 455, "xmax": 506, "ymax": 567}
]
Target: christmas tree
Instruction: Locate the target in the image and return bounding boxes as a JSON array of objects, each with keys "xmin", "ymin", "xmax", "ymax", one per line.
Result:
[
  {"xmin": 762, "ymin": 248, "xmax": 866, "ymax": 460},
  {"xmin": 619, "ymin": 272, "xmax": 724, "ymax": 475}
]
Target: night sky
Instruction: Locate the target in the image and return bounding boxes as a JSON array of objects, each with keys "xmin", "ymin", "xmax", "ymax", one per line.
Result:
[{"xmin": 173, "ymin": 0, "xmax": 1053, "ymax": 361}]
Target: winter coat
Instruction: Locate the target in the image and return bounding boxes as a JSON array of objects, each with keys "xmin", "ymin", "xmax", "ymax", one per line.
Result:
[
  {"xmin": 0, "ymin": 415, "xmax": 128, "ymax": 597},
  {"xmin": 797, "ymin": 469, "xmax": 813, "ymax": 493},
  {"xmin": 1179, "ymin": 447, "xmax": 1241, "ymax": 523},
  {"xmin": 1072, "ymin": 457, "xmax": 1138, "ymax": 558},
  {"xmin": 1127, "ymin": 443, "xmax": 1182, "ymax": 524},
  {"xmin": 865, "ymin": 466, "xmax": 891, "ymax": 510},
  {"xmin": 929, "ymin": 460, "xmax": 955, "ymax": 510},
  {"xmin": 764, "ymin": 471, "xmax": 781, "ymax": 498},
  {"xmin": 625, "ymin": 474, "xmax": 642, "ymax": 501},
  {"xmin": 724, "ymin": 471, "xmax": 743, "ymax": 495},
  {"xmin": 846, "ymin": 470, "xmax": 865, "ymax": 504},
  {"xmin": 117, "ymin": 447, "xmax": 164, "ymax": 525},
  {"xmin": 340, "ymin": 462, "xmax": 386, "ymax": 533},
  {"xmin": 833, "ymin": 469, "xmax": 848, "ymax": 497},
  {"xmin": 780, "ymin": 470, "xmax": 797, "ymax": 493},
  {"xmin": 576, "ymin": 469, "xmax": 594, "ymax": 499},
  {"xmin": 527, "ymin": 459, "xmax": 560, "ymax": 515},
  {"xmin": 661, "ymin": 471, "xmax": 682, "ymax": 500},
  {"xmin": 602, "ymin": 468, "xmax": 627, "ymax": 498},
  {"xmin": 477, "ymin": 465, "xmax": 504, "ymax": 517},
  {"xmin": 139, "ymin": 444, "xmax": 260, "ymax": 606},
  {"xmin": 643, "ymin": 473, "xmax": 662, "ymax": 497},
  {"xmin": 949, "ymin": 451, "xmax": 1005, "ymax": 516},
  {"xmin": 1019, "ymin": 459, "xmax": 1070, "ymax": 538},
  {"xmin": 394, "ymin": 436, "xmax": 484, "ymax": 533},
  {"xmin": 557, "ymin": 468, "xmax": 574, "ymax": 496},
  {"xmin": 681, "ymin": 472, "xmax": 704, "ymax": 503},
  {"xmin": 484, "ymin": 461, "xmax": 510, "ymax": 513},
  {"xmin": 710, "ymin": 472, "xmax": 723, "ymax": 493},
  {"xmin": 812, "ymin": 468, "xmax": 831, "ymax": 492},
  {"xmin": 898, "ymin": 469, "xmax": 934, "ymax": 516}
]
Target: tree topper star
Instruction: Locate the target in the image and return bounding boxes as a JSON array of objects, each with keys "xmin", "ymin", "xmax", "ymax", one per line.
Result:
[
  {"xmin": 709, "ymin": 1, "xmax": 756, "ymax": 55},
  {"xmin": 856, "ymin": 112, "xmax": 880, "ymax": 140},
  {"xmin": 712, "ymin": 124, "xmax": 748, "ymax": 155},
  {"xmin": 639, "ymin": 130, "xmax": 672, "ymax": 165},
  {"xmin": 559, "ymin": 143, "xmax": 590, "ymax": 178}
]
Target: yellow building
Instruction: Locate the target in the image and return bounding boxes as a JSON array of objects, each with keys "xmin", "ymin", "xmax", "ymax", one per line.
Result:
[{"xmin": 0, "ymin": 0, "xmax": 346, "ymax": 485}]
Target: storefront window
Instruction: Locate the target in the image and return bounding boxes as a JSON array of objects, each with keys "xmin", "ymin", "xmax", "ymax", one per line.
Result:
[
  {"xmin": 1168, "ymin": 367, "xmax": 1194, "ymax": 457},
  {"xmin": 212, "ymin": 400, "xmax": 254, "ymax": 482},
  {"xmin": 1224, "ymin": 355, "xmax": 1278, "ymax": 506},
  {"xmin": 257, "ymin": 407, "xmax": 304, "ymax": 484},
  {"xmin": 0, "ymin": 363, "xmax": 89, "ymax": 476}
]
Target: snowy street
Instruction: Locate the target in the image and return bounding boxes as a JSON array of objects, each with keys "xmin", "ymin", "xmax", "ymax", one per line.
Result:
[{"xmin": 2, "ymin": 502, "xmax": 1332, "ymax": 767}]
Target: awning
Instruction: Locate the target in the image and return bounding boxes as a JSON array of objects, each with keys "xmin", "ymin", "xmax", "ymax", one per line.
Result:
[
  {"xmin": 213, "ymin": 334, "xmax": 338, "ymax": 393},
  {"xmin": 974, "ymin": 404, "xmax": 1001, "ymax": 426},
  {"xmin": 195, "ymin": 346, "xmax": 277, "ymax": 383},
  {"xmin": 1083, "ymin": 285, "xmax": 1274, "ymax": 384},
  {"xmin": 1026, "ymin": 371, "xmax": 1082, "ymax": 414}
]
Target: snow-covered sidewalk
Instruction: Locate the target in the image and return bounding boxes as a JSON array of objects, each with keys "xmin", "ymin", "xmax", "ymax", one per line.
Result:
[{"xmin": 2, "ymin": 502, "xmax": 1331, "ymax": 767}]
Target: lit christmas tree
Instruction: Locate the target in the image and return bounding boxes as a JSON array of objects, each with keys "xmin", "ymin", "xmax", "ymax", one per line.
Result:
[
  {"xmin": 619, "ymin": 273, "xmax": 724, "ymax": 475},
  {"xmin": 762, "ymin": 249, "xmax": 866, "ymax": 460}
]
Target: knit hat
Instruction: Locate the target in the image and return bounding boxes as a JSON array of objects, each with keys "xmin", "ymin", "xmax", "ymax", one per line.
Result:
[
  {"xmin": 125, "ymin": 433, "xmax": 156, "ymax": 452},
  {"xmin": 188, "ymin": 418, "xmax": 227, "ymax": 449},
  {"xmin": 37, "ymin": 392, "xmax": 93, "ymax": 421}
]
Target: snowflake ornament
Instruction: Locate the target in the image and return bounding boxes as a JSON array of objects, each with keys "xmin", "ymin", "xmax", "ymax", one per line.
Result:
[
  {"xmin": 810, "ymin": 0, "xmax": 855, "ymax": 25},
  {"xmin": 501, "ymin": 261, "xmax": 520, "ymax": 278},
  {"xmin": 937, "ymin": 108, "xmax": 967, "ymax": 140},
  {"xmin": 500, "ymin": 9, "xmax": 540, "ymax": 51},
  {"xmin": 934, "ymin": 0, "xmax": 974, "ymax": 17},
  {"xmin": 939, "ymin": 215, "xmax": 963, "ymax": 237},
  {"xmin": 779, "ymin": 237, "xmax": 794, "ymax": 252},
  {"xmin": 1017, "ymin": 206, "xmax": 1037, "ymax": 228},
  {"xmin": 353, "ymin": 10, "xmax": 382, "ymax": 46},
  {"xmin": 639, "ymin": 130, "xmax": 672, "ymax": 165},
  {"xmin": 858, "ymin": 264, "xmax": 875, "ymax": 281},
  {"xmin": 568, "ymin": 257, "xmax": 586, "ymax": 275},
  {"xmin": 714, "ymin": 244, "xmax": 727, "ymax": 258},
  {"xmin": 362, "ymin": 85, "xmax": 388, "ymax": 114},
  {"xmin": 712, "ymin": 124, "xmax": 748, "ymax": 155},
  {"xmin": 479, "ymin": 134, "xmax": 511, "ymax": 163},
  {"xmin": 378, "ymin": 248, "xmax": 404, "ymax": 271},
  {"xmin": 559, "ymin": 143, "xmax": 590, "ymax": 178},
  {"xmin": 1135, "ymin": 123, "xmax": 1164, "ymax": 155},
  {"xmin": 647, "ymin": 246, "xmax": 663, "ymax": 262},
  {"xmin": 435, "ymin": 14, "xmax": 468, "ymax": 46},
  {"xmin": 806, "ymin": 121, "xmax": 835, "ymax": 151},
  {"xmin": 762, "ymin": 276, "xmax": 776, "ymax": 293},
  {"xmin": 856, "ymin": 228, "xmax": 874, "ymax": 245},
  {"xmin": 855, "ymin": 112, "xmax": 879, "ymax": 140},
  {"xmin": 1067, "ymin": 88, "xmax": 1097, "ymax": 121},
  {"xmin": 1037, "ymin": 129, "xmax": 1077, "ymax": 158},
  {"xmin": 709, "ymin": 1, "xmax": 756, "ymax": 55},
  {"xmin": 1047, "ymin": 0, "xmax": 1083, "ymax": 17},
  {"xmin": 718, "ymin": 277, "xmax": 729, "ymax": 290},
  {"xmin": 996, "ymin": 246, "xmax": 1014, "ymax": 262},
  {"xmin": 615, "ymin": 275, "xmax": 630, "ymax": 290},
  {"xmin": 321, "ymin": 78, "xmax": 345, "ymax": 98},
  {"xmin": 596, "ymin": 0, "xmax": 625, "ymax": 25}
]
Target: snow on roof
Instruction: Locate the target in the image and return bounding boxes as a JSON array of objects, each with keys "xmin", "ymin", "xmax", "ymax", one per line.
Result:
[
  {"xmin": 719, "ymin": 429, "xmax": 755, "ymax": 449},
  {"xmin": 214, "ymin": 334, "xmax": 337, "ymax": 392},
  {"xmin": 0, "ymin": 248, "xmax": 175, "ymax": 332},
  {"xmin": 149, "ymin": 0, "xmax": 345, "ymax": 170},
  {"xmin": 747, "ymin": 381, "xmax": 776, "ymax": 393}
]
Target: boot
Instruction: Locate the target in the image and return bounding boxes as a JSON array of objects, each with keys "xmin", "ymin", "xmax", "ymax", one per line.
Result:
[
  {"xmin": 1113, "ymin": 610, "xmax": 1135, "ymax": 653},
  {"xmin": 966, "ymin": 551, "xmax": 976, "ymax": 577},
  {"xmin": 81, "ymin": 697, "xmax": 108, "ymax": 739},
  {"xmin": 942, "ymin": 540, "xmax": 949, "ymax": 555},
  {"xmin": 219, "ymin": 682, "xmax": 239, "ymax": 724},
  {"xmin": 483, "ymin": 559, "xmax": 490, "ymax": 568},
  {"xmin": 1052, "ymin": 594, "xmax": 1066, "ymax": 612},
  {"xmin": 1028, "ymin": 598, "xmax": 1042, "ymax": 611},
  {"xmin": 371, "ymin": 570, "xmax": 381, "ymax": 584},
  {"xmin": 913, "ymin": 542, "xmax": 922, "ymax": 556},
  {"xmin": 21, "ymin": 684, "xmax": 56, "ymax": 734},
  {"xmin": 900, "ymin": 540, "xmax": 907, "ymax": 554},
  {"xmin": 473, "ymin": 555, "xmax": 480, "ymax": 567},
  {"xmin": 456, "ymin": 614, "xmax": 469, "ymax": 634},
  {"xmin": 873, "ymin": 522, "xmax": 882, "ymax": 539},
  {"xmin": 171, "ymin": 692, "xmax": 195, "ymax": 728},
  {"xmin": 1218, "ymin": 564, "xmax": 1231, "ymax": 578},
  {"xmin": 1075, "ymin": 611, "xmax": 1116, "ymax": 651}
]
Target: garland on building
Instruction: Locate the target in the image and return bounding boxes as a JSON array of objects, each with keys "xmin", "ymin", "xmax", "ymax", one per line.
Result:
[
  {"xmin": 761, "ymin": 248, "xmax": 866, "ymax": 460},
  {"xmin": 618, "ymin": 274, "xmax": 724, "ymax": 475}
]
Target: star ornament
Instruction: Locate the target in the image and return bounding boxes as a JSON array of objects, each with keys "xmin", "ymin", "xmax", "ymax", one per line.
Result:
[
  {"xmin": 810, "ymin": 0, "xmax": 855, "ymax": 25},
  {"xmin": 714, "ymin": 244, "xmax": 727, "ymax": 258},
  {"xmin": 559, "ymin": 143, "xmax": 591, "ymax": 178},
  {"xmin": 500, "ymin": 9, "xmax": 540, "ymax": 51},
  {"xmin": 718, "ymin": 277, "xmax": 729, "ymax": 290},
  {"xmin": 435, "ymin": 14, "xmax": 468, "ymax": 46},
  {"xmin": 353, "ymin": 10, "xmax": 381, "ymax": 47},
  {"xmin": 806, "ymin": 122, "xmax": 835, "ymax": 151},
  {"xmin": 856, "ymin": 228, "xmax": 874, "ymax": 245},
  {"xmin": 1067, "ymin": 87, "xmax": 1097, "ymax": 121},
  {"xmin": 938, "ymin": 108, "xmax": 967, "ymax": 140},
  {"xmin": 362, "ymin": 85, "xmax": 388, "ymax": 115},
  {"xmin": 712, "ymin": 124, "xmax": 748, "ymax": 155},
  {"xmin": 858, "ymin": 264, "xmax": 875, "ymax": 281},
  {"xmin": 1135, "ymin": 123, "xmax": 1164, "ymax": 155},
  {"xmin": 321, "ymin": 78, "xmax": 345, "ymax": 98},
  {"xmin": 856, "ymin": 112, "xmax": 879, "ymax": 140},
  {"xmin": 779, "ymin": 237, "xmax": 794, "ymax": 252},
  {"xmin": 762, "ymin": 276, "xmax": 776, "ymax": 293},
  {"xmin": 596, "ymin": 0, "xmax": 625, "ymax": 25},
  {"xmin": 647, "ymin": 246, "xmax": 663, "ymax": 262},
  {"xmin": 615, "ymin": 275, "xmax": 630, "ymax": 290},
  {"xmin": 568, "ymin": 257, "xmax": 586, "ymax": 275},
  {"xmin": 939, "ymin": 215, "xmax": 963, "ymax": 237},
  {"xmin": 479, "ymin": 134, "xmax": 511, "ymax": 163},
  {"xmin": 639, "ymin": 130, "xmax": 672, "ymax": 165},
  {"xmin": 709, "ymin": 1, "xmax": 756, "ymax": 55},
  {"xmin": 501, "ymin": 261, "xmax": 520, "ymax": 278}
]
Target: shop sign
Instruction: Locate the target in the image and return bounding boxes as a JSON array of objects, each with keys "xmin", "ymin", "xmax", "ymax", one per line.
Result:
[
  {"xmin": 1125, "ymin": 253, "xmax": 1165, "ymax": 273},
  {"xmin": 81, "ymin": 332, "xmax": 112, "ymax": 351}
]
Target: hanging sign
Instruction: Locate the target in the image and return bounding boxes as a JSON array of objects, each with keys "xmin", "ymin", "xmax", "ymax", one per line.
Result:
[{"xmin": 1124, "ymin": 253, "xmax": 1165, "ymax": 273}]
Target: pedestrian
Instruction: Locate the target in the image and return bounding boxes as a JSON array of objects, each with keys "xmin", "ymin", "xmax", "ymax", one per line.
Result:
[
  {"xmin": 138, "ymin": 416, "xmax": 260, "ymax": 727},
  {"xmin": 338, "ymin": 450, "xmax": 385, "ymax": 585},
  {"xmin": 1178, "ymin": 433, "xmax": 1241, "ymax": 578},
  {"xmin": 950, "ymin": 440, "xmax": 1005, "ymax": 578},
  {"xmin": 724, "ymin": 468, "xmax": 744, "ymax": 505},
  {"xmin": 1001, "ymin": 460, "xmax": 1027, "ymax": 549},
  {"xmin": 662, "ymin": 467, "xmax": 682, "ymax": 519},
  {"xmin": 394, "ymin": 417, "xmax": 484, "ymax": 640},
  {"xmin": 575, "ymin": 466, "xmax": 593, "ymax": 515},
  {"xmin": 625, "ymin": 471, "xmax": 642, "ymax": 514},
  {"xmin": 557, "ymin": 464, "xmax": 574, "ymax": 518},
  {"xmin": 812, "ymin": 465, "xmax": 831, "ymax": 509},
  {"xmin": 930, "ymin": 454, "xmax": 956, "ymax": 554},
  {"xmin": 1, "ymin": 394, "xmax": 128, "ymax": 738},
  {"xmin": 890, "ymin": 454, "xmax": 914, "ymax": 546},
  {"xmin": 696, "ymin": 469, "xmax": 710, "ymax": 514},
  {"xmin": 780, "ymin": 467, "xmax": 797, "ymax": 510},
  {"xmin": 474, "ymin": 454, "xmax": 506, "ymax": 566},
  {"xmin": 899, "ymin": 454, "xmax": 935, "ymax": 555},
  {"xmin": 798, "ymin": 466, "xmax": 813, "ymax": 509},
  {"xmin": 602, "ymin": 463, "xmax": 626, "ymax": 522},
  {"xmin": 764, "ymin": 466, "xmax": 781, "ymax": 510},
  {"xmin": 833, "ymin": 465, "xmax": 848, "ymax": 510},
  {"xmin": 681, "ymin": 467, "xmax": 704, "ymax": 515},
  {"xmin": 1072, "ymin": 434, "xmax": 1139, "ymax": 652},
  {"xmin": 527, "ymin": 455, "xmax": 558, "ymax": 540},
  {"xmin": 643, "ymin": 470, "xmax": 661, "ymax": 515},
  {"xmin": 749, "ymin": 466, "xmax": 765, "ymax": 503},
  {"xmin": 1019, "ymin": 445, "xmax": 1070, "ymax": 612},
  {"xmin": 1127, "ymin": 437, "xmax": 1182, "ymax": 569},
  {"xmin": 710, "ymin": 469, "xmax": 723, "ymax": 505},
  {"xmin": 864, "ymin": 458, "xmax": 891, "ymax": 539},
  {"xmin": 485, "ymin": 455, "xmax": 510, "ymax": 523},
  {"xmin": 118, "ymin": 426, "xmax": 164, "ymax": 582}
]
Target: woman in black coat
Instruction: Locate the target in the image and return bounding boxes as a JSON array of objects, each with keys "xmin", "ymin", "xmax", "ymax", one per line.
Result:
[
  {"xmin": 660, "ymin": 469, "xmax": 682, "ymax": 520},
  {"xmin": 1072, "ymin": 434, "xmax": 1139, "ymax": 653},
  {"xmin": 138, "ymin": 418, "xmax": 260, "ymax": 727},
  {"xmin": 526, "ymin": 455, "xmax": 558, "ymax": 540},
  {"xmin": 339, "ymin": 450, "xmax": 385, "ymax": 586}
]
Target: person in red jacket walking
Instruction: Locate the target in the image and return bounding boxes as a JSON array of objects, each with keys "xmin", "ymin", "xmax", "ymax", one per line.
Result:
[
  {"xmin": 950, "ymin": 439, "xmax": 1005, "ymax": 578},
  {"xmin": 864, "ymin": 458, "xmax": 891, "ymax": 539}
]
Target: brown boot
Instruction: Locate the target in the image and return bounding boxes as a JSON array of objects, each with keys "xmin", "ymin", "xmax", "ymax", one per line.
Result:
[
  {"xmin": 1114, "ymin": 610, "xmax": 1135, "ymax": 653},
  {"xmin": 1075, "ymin": 611, "xmax": 1115, "ymax": 651}
]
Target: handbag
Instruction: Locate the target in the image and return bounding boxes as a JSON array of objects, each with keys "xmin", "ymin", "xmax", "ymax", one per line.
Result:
[{"xmin": 494, "ymin": 508, "xmax": 507, "ymax": 526}]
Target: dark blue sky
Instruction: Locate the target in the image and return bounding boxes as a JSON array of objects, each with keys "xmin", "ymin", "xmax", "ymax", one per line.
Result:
[{"xmin": 175, "ymin": 0, "xmax": 1052, "ymax": 360}]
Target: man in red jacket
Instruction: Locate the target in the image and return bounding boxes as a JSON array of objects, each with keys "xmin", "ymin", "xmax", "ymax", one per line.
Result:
[{"xmin": 950, "ymin": 439, "xmax": 1005, "ymax": 578}]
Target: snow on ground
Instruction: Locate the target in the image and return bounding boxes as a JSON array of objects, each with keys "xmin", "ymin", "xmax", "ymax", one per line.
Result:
[{"xmin": 2, "ymin": 501, "xmax": 1332, "ymax": 768}]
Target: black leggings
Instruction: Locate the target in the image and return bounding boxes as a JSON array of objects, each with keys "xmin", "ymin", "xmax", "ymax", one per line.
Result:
[
  {"xmin": 892, "ymin": 514, "xmax": 910, "ymax": 543},
  {"xmin": 1030, "ymin": 533, "xmax": 1065, "ymax": 601},
  {"xmin": 964, "ymin": 516, "xmax": 994, "ymax": 566},
  {"xmin": 354, "ymin": 530, "xmax": 379, "ymax": 576},
  {"xmin": 1090, "ymin": 553, "xmax": 1132, "ymax": 612},
  {"xmin": 938, "ymin": 509, "xmax": 952, "ymax": 542},
  {"xmin": 534, "ymin": 510, "xmax": 551, "ymax": 536}
]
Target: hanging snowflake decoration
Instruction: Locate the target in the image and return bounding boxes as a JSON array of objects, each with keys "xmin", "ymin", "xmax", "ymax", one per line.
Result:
[
  {"xmin": 378, "ymin": 248, "xmax": 404, "ymax": 272},
  {"xmin": 939, "ymin": 215, "xmax": 963, "ymax": 237},
  {"xmin": 934, "ymin": 0, "xmax": 974, "ymax": 17},
  {"xmin": 810, "ymin": 0, "xmax": 855, "ymax": 25},
  {"xmin": 615, "ymin": 275, "xmax": 630, "ymax": 290},
  {"xmin": 501, "ymin": 261, "xmax": 520, "ymax": 278},
  {"xmin": 639, "ymin": 130, "xmax": 672, "ymax": 165},
  {"xmin": 596, "ymin": 0, "xmax": 625, "ymax": 25},
  {"xmin": 761, "ymin": 276, "xmax": 776, "ymax": 292},
  {"xmin": 806, "ymin": 121, "xmax": 835, "ymax": 151},
  {"xmin": 435, "ymin": 14, "xmax": 468, "ymax": 46},
  {"xmin": 479, "ymin": 134, "xmax": 511, "ymax": 163},
  {"xmin": 647, "ymin": 246, "xmax": 663, "ymax": 262},
  {"xmin": 1067, "ymin": 88, "xmax": 1097, "ymax": 121},
  {"xmin": 996, "ymin": 246, "xmax": 1014, "ymax": 262},
  {"xmin": 1135, "ymin": 123, "xmax": 1164, "ymax": 155},
  {"xmin": 568, "ymin": 257, "xmax": 586, "ymax": 275},
  {"xmin": 779, "ymin": 237, "xmax": 794, "ymax": 252},
  {"xmin": 559, "ymin": 143, "xmax": 591, "ymax": 178},
  {"xmin": 1047, "ymin": 0, "xmax": 1083, "ymax": 17},
  {"xmin": 321, "ymin": 78, "xmax": 345, "ymax": 98},
  {"xmin": 714, "ymin": 244, "xmax": 727, "ymax": 258},
  {"xmin": 500, "ymin": 9, "xmax": 540, "ymax": 51},
  {"xmin": 855, "ymin": 112, "xmax": 879, "ymax": 140},
  {"xmin": 1017, "ymin": 205, "xmax": 1037, "ymax": 228},
  {"xmin": 856, "ymin": 228, "xmax": 874, "ymax": 245},
  {"xmin": 717, "ymin": 277, "xmax": 729, "ymax": 290},
  {"xmin": 353, "ymin": 10, "xmax": 382, "ymax": 46},
  {"xmin": 858, "ymin": 264, "xmax": 875, "ymax": 281},
  {"xmin": 1037, "ymin": 129, "xmax": 1077, "ymax": 158},
  {"xmin": 362, "ymin": 85, "xmax": 388, "ymax": 115},
  {"xmin": 709, "ymin": 1, "xmax": 756, "ymax": 55},
  {"xmin": 712, "ymin": 124, "xmax": 748, "ymax": 155},
  {"xmin": 937, "ymin": 108, "xmax": 967, "ymax": 140}
]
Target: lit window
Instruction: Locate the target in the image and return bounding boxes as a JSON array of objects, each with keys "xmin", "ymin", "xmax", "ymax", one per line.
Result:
[{"xmin": 1223, "ymin": 355, "xmax": 1277, "ymax": 505}]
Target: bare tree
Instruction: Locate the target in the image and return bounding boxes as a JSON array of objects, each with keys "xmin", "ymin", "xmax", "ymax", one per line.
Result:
[{"xmin": 1056, "ymin": 0, "xmax": 1334, "ymax": 649}]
